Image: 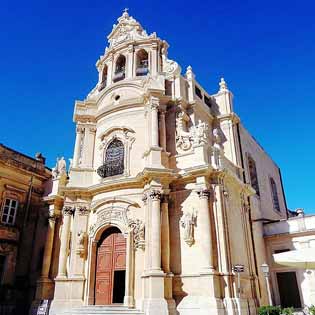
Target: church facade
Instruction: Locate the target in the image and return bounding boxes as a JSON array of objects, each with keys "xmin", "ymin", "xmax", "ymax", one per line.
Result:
[{"xmin": 34, "ymin": 10, "xmax": 289, "ymax": 315}]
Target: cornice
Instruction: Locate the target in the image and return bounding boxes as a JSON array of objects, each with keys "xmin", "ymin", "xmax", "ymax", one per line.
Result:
[{"xmin": 217, "ymin": 112, "xmax": 240, "ymax": 124}]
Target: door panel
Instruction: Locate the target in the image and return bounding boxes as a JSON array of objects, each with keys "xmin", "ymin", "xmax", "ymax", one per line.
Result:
[{"xmin": 95, "ymin": 229, "xmax": 126, "ymax": 305}]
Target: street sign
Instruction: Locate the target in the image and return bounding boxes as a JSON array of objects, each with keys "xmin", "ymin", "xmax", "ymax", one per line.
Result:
[{"xmin": 233, "ymin": 264, "xmax": 245, "ymax": 273}]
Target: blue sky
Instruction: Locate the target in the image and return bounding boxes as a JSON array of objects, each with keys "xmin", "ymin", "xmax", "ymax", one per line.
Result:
[{"xmin": 0, "ymin": 0, "xmax": 314, "ymax": 213}]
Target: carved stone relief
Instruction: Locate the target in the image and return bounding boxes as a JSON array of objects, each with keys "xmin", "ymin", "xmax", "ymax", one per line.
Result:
[
  {"xmin": 176, "ymin": 111, "xmax": 209, "ymax": 153},
  {"xmin": 129, "ymin": 219, "xmax": 145, "ymax": 250}
]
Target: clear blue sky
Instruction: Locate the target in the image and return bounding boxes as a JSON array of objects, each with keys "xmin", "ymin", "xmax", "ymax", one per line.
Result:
[{"xmin": 0, "ymin": 0, "xmax": 314, "ymax": 213}]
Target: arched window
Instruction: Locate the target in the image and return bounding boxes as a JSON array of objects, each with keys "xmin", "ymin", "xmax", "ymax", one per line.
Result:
[
  {"xmin": 98, "ymin": 65, "xmax": 108, "ymax": 91},
  {"xmin": 113, "ymin": 55, "xmax": 126, "ymax": 83},
  {"xmin": 97, "ymin": 139, "xmax": 124, "ymax": 178},
  {"xmin": 136, "ymin": 49, "xmax": 149, "ymax": 76},
  {"xmin": 270, "ymin": 177, "xmax": 280, "ymax": 211},
  {"xmin": 247, "ymin": 155, "xmax": 260, "ymax": 196}
]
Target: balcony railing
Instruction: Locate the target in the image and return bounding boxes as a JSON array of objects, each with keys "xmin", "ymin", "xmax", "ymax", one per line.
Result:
[
  {"xmin": 136, "ymin": 66, "xmax": 149, "ymax": 76},
  {"xmin": 98, "ymin": 81, "xmax": 106, "ymax": 91},
  {"xmin": 113, "ymin": 71, "xmax": 125, "ymax": 83}
]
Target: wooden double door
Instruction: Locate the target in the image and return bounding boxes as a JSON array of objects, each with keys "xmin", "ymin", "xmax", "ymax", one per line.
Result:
[{"xmin": 95, "ymin": 227, "xmax": 126, "ymax": 305}]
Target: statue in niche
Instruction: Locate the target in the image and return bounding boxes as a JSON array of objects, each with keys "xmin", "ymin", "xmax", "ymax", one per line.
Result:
[
  {"xmin": 212, "ymin": 128, "xmax": 223, "ymax": 168},
  {"xmin": 76, "ymin": 230, "xmax": 86, "ymax": 256},
  {"xmin": 176, "ymin": 111, "xmax": 192, "ymax": 151},
  {"xmin": 180, "ymin": 210, "xmax": 197, "ymax": 246}
]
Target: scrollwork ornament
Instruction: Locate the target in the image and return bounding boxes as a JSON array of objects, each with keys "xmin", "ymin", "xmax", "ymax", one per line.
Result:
[{"xmin": 129, "ymin": 219, "xmax": 145, "ymax": 250}]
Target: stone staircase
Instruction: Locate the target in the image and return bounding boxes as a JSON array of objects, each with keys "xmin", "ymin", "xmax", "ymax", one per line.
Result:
[{"xmin": 62, "ymin": 305, "xmax": 144, "ymax": 315}]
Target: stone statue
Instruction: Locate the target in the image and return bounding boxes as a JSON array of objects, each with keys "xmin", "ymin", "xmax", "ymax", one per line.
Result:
[
  {"xmin": 52, "ymin": 157, "xmax": 67, "ymax": 179},
  {"xmin": 176, "ymin": 111, "xmax": 192, "ymax": 151},
  {"xmin": 180, "ymin": 211, "xmax": 197, "ymax": 246},
  {"xmin": 212, "ymin": 128, "xmax": 223, "ymax": 168},
  {"xmin": 57, "ymin": 157, "xmax": 67, "ymax": 174}
]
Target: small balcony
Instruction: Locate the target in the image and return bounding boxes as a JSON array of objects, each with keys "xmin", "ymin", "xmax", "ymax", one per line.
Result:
[{"xmin": 113, "ymin": 71, "xmax": 125, "ymax": 83}]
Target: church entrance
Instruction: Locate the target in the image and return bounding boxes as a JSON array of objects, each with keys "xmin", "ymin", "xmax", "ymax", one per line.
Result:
[{"xmin": 95, "ymin": 227, "xmax": 126, "ymax": 305}]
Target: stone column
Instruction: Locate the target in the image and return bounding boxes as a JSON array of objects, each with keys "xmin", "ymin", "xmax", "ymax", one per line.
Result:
[
  {"xmin": 142, "ymin": 193, "xmax": 150, "ymax": 271},
  {"xmin": 73, "ymin": 126, "xmax": 84, "ymax": 168},
  {"xmin": 149, "ymin": 190, "xmax": 162, "ymax": 272},
  {"xmin": 124, "ymin": 231, "xmax": 135, "ymax": 307},
  {"xmin": 41, "ymin": 214, "xmax": 56, "ymax": 279},
  {"xmin": 151, "ymin": 98, "xmax": 159, "ymax": 148},
  {"xmin": 197, "ymin": 189, "xmax": 215, "ymax": 272},
  {"xmin": 127, "ymin": 44, "xmax": 134, "ymax": 78},
  {"xmin": 106, "ymin": 54, "xmax": 113, "ymax": 86},
  {"xmin": 161, "ymin": 195, "xmax": 170, "ymax": 273},
  {"xmin": 159, "ymin": 109, "xmax": 167, "ymax": 151},
  {"xmin": 57, "ymin": 206, "xmax": 74, "ymax": 278},
  {"xmin": 150, "ymin": 43, "xmax": 158, "ymax": 76}
]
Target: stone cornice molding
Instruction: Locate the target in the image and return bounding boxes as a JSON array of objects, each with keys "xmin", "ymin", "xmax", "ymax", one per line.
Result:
[
  {"xmin": 91, "ymin": 196, "xmax": 140, "ymax": 213},
  {"xmin": 62, "ymin": 206, "xmax": 75, "ymax": 216},
  {"xmin": 217, "ymin": 112, "xmax": 240, "ymax": 124},
  {"xmin": 98, "ymin": 126, "xmax": 135, "ymax": 140}
]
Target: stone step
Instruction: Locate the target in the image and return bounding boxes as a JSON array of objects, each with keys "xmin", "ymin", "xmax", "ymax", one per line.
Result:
[{"xmin": 62, "ymin": 305, "xmax": 144, "ymax": 315}]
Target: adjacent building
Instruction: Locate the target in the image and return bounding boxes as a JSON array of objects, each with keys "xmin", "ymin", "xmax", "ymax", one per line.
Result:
[{"xmin": 0, "ymin": 144, "xmax": 51, "ymax": 314}]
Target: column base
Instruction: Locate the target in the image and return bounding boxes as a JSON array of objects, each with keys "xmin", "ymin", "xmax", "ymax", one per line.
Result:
[
  {"xmin": 177, "ymin": 296, "xmax": 225, "ymax": 315},
  {"xmin": 49, "ymin": 277, "xmax": 85, "ymax": 315},
  {"xmin": 143, "ymin": 298, "xmax": 169, "ymax": 315},
  {"xmin": 224, "ymin": 298, "xmax": 257, "ymax": 315},
  {"xmin": 35, "ymin": 277, "xmax": 55, "ymax": 300},
  {"xmin": 124, "ymin": 295, "xmax": 135, "ymax": 308}
]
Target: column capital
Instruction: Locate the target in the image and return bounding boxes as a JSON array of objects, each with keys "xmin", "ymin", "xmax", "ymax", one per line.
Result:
[
  {"xmin": 197, "ymin": 189, "xmax": 211, "ymax": 200},
  {"xmin": 149, "ymin": 190, "xmax": 162, "ymax": 201},
  {"xmin": 149, "ymin": 96, "xmax": 159, "ymax": 110},
  {"xmin": 76, "ymin": 125, "xmax": 85, "ymax": 133},
  {"xmin": 142, "ymin": 193, "xmax": 148, "ymax": 205},
  {"xmin": 161, "ymin": 194, "xmax": 169, "ymax": 203},
  {"xmin": 48, "ymin": 214, "xmax": 57, "ymax": 223},
  {"xmin": 76, "ymin": 205, "xmax": 90, "ymax": 216},
  {"xmin": 88, "ymin": 126, "xmax": 97, "ymax": 134},
  {"xmin": 62, "ymin": 206, "xmax": 75, "ymax": 216},
  {"xmin": 151, "ymin": 42, "xmax": 158, "ymax": 50},
  {"xmin": 128, "ymin": 44, "xmax": 134, "ymax": 53}
]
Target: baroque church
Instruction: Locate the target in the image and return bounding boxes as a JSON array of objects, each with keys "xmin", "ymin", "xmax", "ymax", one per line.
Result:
[{"xmin": 33, "ymin": 9, "xmax": 291, "ymax": 315}]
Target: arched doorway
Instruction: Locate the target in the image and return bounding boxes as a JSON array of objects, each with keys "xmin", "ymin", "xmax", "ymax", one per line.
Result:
[{"xmin": 95, "ymin": 226, "xmax": 126, "ymax": 305}]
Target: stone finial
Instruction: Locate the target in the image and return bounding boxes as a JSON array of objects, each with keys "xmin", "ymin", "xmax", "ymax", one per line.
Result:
[
  {"xmin": 219, "ymin": 77, "xmax": 228, "ymax": 92},
  {"xmin": 186, "ymin": 65, "xmax": 195, "ymax": 80}
]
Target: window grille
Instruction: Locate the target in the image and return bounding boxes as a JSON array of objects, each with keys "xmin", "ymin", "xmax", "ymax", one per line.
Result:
[
  {"xmin": 247, "ymin": 156, "xmax": 260, "ymax": 196},
  {"xmin": 97, "ymin": 139, "xmax": 124, "ymax": 178}
]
